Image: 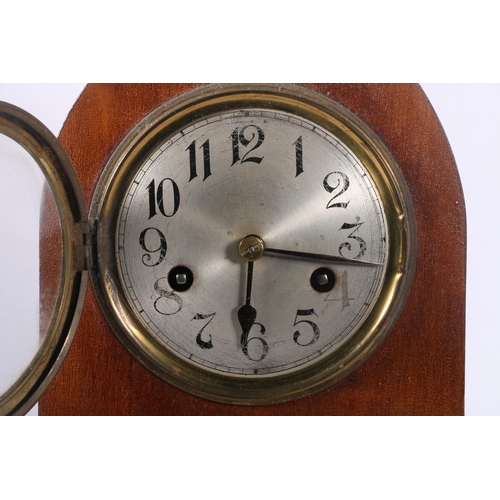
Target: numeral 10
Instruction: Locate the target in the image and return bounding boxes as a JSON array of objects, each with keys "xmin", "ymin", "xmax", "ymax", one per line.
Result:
[{"xmin": 146, "ymin": 178, "xmax": 180, "ymax": 220}]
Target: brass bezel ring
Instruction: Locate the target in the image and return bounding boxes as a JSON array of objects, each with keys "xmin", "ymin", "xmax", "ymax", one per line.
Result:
[
  {"xmin": 90, "ymin": 84, "xmax": 417, "ymax": 405},
  {"xmin": 0, "ymin": 101, "xmax": 87, "ymax": 416}
]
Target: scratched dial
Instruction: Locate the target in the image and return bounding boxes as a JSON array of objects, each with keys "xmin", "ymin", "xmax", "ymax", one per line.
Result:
[{"xmin": 91, "ymin": 85, "xmax": 415, "ymax": 404}]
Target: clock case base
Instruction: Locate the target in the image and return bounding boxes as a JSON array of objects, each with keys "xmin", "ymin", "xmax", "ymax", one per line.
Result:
[{"xmin": 39, "ymin": 84, "xmax": 465, "ymax": 415}]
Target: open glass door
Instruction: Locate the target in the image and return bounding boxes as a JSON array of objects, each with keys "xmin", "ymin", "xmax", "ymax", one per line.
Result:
[{"xmin": 0, "ymin": 101, "xmax": 87, "ymax": 415}]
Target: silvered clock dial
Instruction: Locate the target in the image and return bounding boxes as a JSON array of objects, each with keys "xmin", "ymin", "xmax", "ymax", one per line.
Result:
[{"xmin": 90, "ymin": 84, "xmax": 416, "ymax": 404}]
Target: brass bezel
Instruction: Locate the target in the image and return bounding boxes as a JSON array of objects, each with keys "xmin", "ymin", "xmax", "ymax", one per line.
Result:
[
  {"xmin": 90, "ymin": 84, "xmax": 417, "ymax": 405},
  {"xmin": 0, "ymin": 101, "xmax": 87, "ymax": 416}
]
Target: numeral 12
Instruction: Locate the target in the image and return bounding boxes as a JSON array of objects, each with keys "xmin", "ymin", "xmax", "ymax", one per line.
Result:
[{"xmin": 230, "ymin": 125, "xmax": 265, "ymax": 165}]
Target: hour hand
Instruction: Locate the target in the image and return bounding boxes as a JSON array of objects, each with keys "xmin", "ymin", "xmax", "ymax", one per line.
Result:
[
  {"xmin": 238, "ymin": 303, "xmax": 257, "ymax": 346},
  {"xmin": 237, "ymin": 260, "xmax": 257, "ymax": 346},
  {"xmin": 237, "ymin": 236, "xmax": 264, "ymax": 346}
]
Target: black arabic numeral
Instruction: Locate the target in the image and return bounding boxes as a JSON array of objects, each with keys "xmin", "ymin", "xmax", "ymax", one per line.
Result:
[
  {"xmin": 230, "ymin": 128, "xmax": 239, "ymax": 165},
  {"xmin": 323, "ymin": 171, "xmax": 350, "ymax": 209},
  {"xmin": 139, "ymin": 227, "xmax": 167, "ymax": 267},
  {"xmin": 153, "ymin": 277, "xmax": 183, "ymax": 315},
  {"xmin": 339, "ymin": 222, "xmax": 367, "ymax": 259},
  {"xmin": 241, "ymin": 323, "xmax": 269, "ymax": 361},
  {"xmin": 230, "ymin": 125, "xmax": 265, "ymax": 166},
  {"xmin": 147, "ymin": 178, "xmax": 180, "ymax": 219},
  {"xmin": 191, "ymin": 312, "xmax": 216, "ymax": 349},
  {"xmin": 293, "ymin": 309, "xmax": 320, "ymax": 346},
  {"xmin": 187, "ymin": 139, "xmax": 212, "ymax": 182},
  {"xmin": 294, "ymin": 136, "xmax": 303, "ymax": 177}
]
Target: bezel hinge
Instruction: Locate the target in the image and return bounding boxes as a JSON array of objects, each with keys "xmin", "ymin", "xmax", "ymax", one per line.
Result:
[{"xmin": 78, "ymin": 220, "xmax": 92, "ymax": 271}]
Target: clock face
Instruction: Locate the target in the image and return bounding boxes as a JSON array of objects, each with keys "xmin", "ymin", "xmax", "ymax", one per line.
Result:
[{"xmin": 91, "ymin": 85, "xmax": 415, "ymax": 404}]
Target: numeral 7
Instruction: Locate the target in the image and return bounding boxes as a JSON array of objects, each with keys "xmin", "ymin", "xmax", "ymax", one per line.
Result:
[{"xmin": 191, "ymin": 312, "xmax": 216, "ymax": 349}]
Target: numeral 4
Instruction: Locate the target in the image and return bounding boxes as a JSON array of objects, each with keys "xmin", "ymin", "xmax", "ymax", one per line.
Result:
[{"xmin": 324, "ymin": 270, "xmax": 353, "ymax": 311}]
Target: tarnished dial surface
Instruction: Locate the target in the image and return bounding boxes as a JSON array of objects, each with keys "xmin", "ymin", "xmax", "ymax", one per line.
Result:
[{"xmin": 92, "ymin": 85, "xmax": 415, "ymax": 404}]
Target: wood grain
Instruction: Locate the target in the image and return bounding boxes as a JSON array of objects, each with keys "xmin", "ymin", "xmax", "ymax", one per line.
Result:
[{"xmin": 39, "ymin": 84, "xmax": 466, "ymax": 415}]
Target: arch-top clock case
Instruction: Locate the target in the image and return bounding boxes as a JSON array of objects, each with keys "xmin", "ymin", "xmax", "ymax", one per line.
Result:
[{"xmin": 0, "ymin": 84, "xmax": 465, "ymax": 416}]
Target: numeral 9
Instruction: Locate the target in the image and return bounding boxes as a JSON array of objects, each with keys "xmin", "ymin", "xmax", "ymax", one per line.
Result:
[{"xmin": 139, "ymin": 227, "xmax": 167, "ymax": 267}]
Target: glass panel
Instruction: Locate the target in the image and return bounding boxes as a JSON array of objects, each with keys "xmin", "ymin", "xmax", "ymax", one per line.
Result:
[{"xmin": 0, "ymin": 132, "xmax": 63, "ymax": 396}]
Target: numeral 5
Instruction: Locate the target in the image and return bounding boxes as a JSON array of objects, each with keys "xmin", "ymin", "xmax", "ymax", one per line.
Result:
[{"xmin": 293, "ymin": 309, "xmax": 320, "ymax": 346}]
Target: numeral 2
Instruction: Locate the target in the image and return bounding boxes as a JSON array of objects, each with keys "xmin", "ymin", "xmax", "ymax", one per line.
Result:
[{"xmin": 323, "ymin": 171, "xmax": 350, "ymax": 209}]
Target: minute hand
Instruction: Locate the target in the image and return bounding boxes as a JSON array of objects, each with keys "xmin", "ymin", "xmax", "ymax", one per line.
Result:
[{"xmin": 264, "ymin": 247, "xmax": 382, "ymax": 267}]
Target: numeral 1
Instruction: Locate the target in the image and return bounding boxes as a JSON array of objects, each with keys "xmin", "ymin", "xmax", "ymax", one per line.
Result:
[{"xmin": 294, "ymin": 136, "xmax": 303, "ymax": 177}]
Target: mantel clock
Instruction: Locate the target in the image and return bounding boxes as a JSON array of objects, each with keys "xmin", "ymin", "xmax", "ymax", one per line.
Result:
[{"xmin": 0, "ymin": 84, "xmax": 466, "ymax": 415}]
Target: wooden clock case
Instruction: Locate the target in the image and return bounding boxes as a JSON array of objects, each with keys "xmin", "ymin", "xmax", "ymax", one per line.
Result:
[{"xmin": 39, "ymin": 83, "xmax": 466, "ymax": 415}]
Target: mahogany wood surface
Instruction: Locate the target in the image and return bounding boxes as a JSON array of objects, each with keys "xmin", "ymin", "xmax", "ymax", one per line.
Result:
[{"xmin": 39, "ymin": 84, "xmax": 466, "ymax": 415}]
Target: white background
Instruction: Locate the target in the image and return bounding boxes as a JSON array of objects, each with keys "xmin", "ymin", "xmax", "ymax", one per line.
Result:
[{"xmin": 1, "ymin": 4, "xmax": 499, "ymax": 499}]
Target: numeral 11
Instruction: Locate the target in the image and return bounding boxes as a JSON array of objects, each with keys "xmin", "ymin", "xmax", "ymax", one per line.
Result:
[{"xmin": 187, "ymin": 139, "xmax": 212, "ymax": 182}]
